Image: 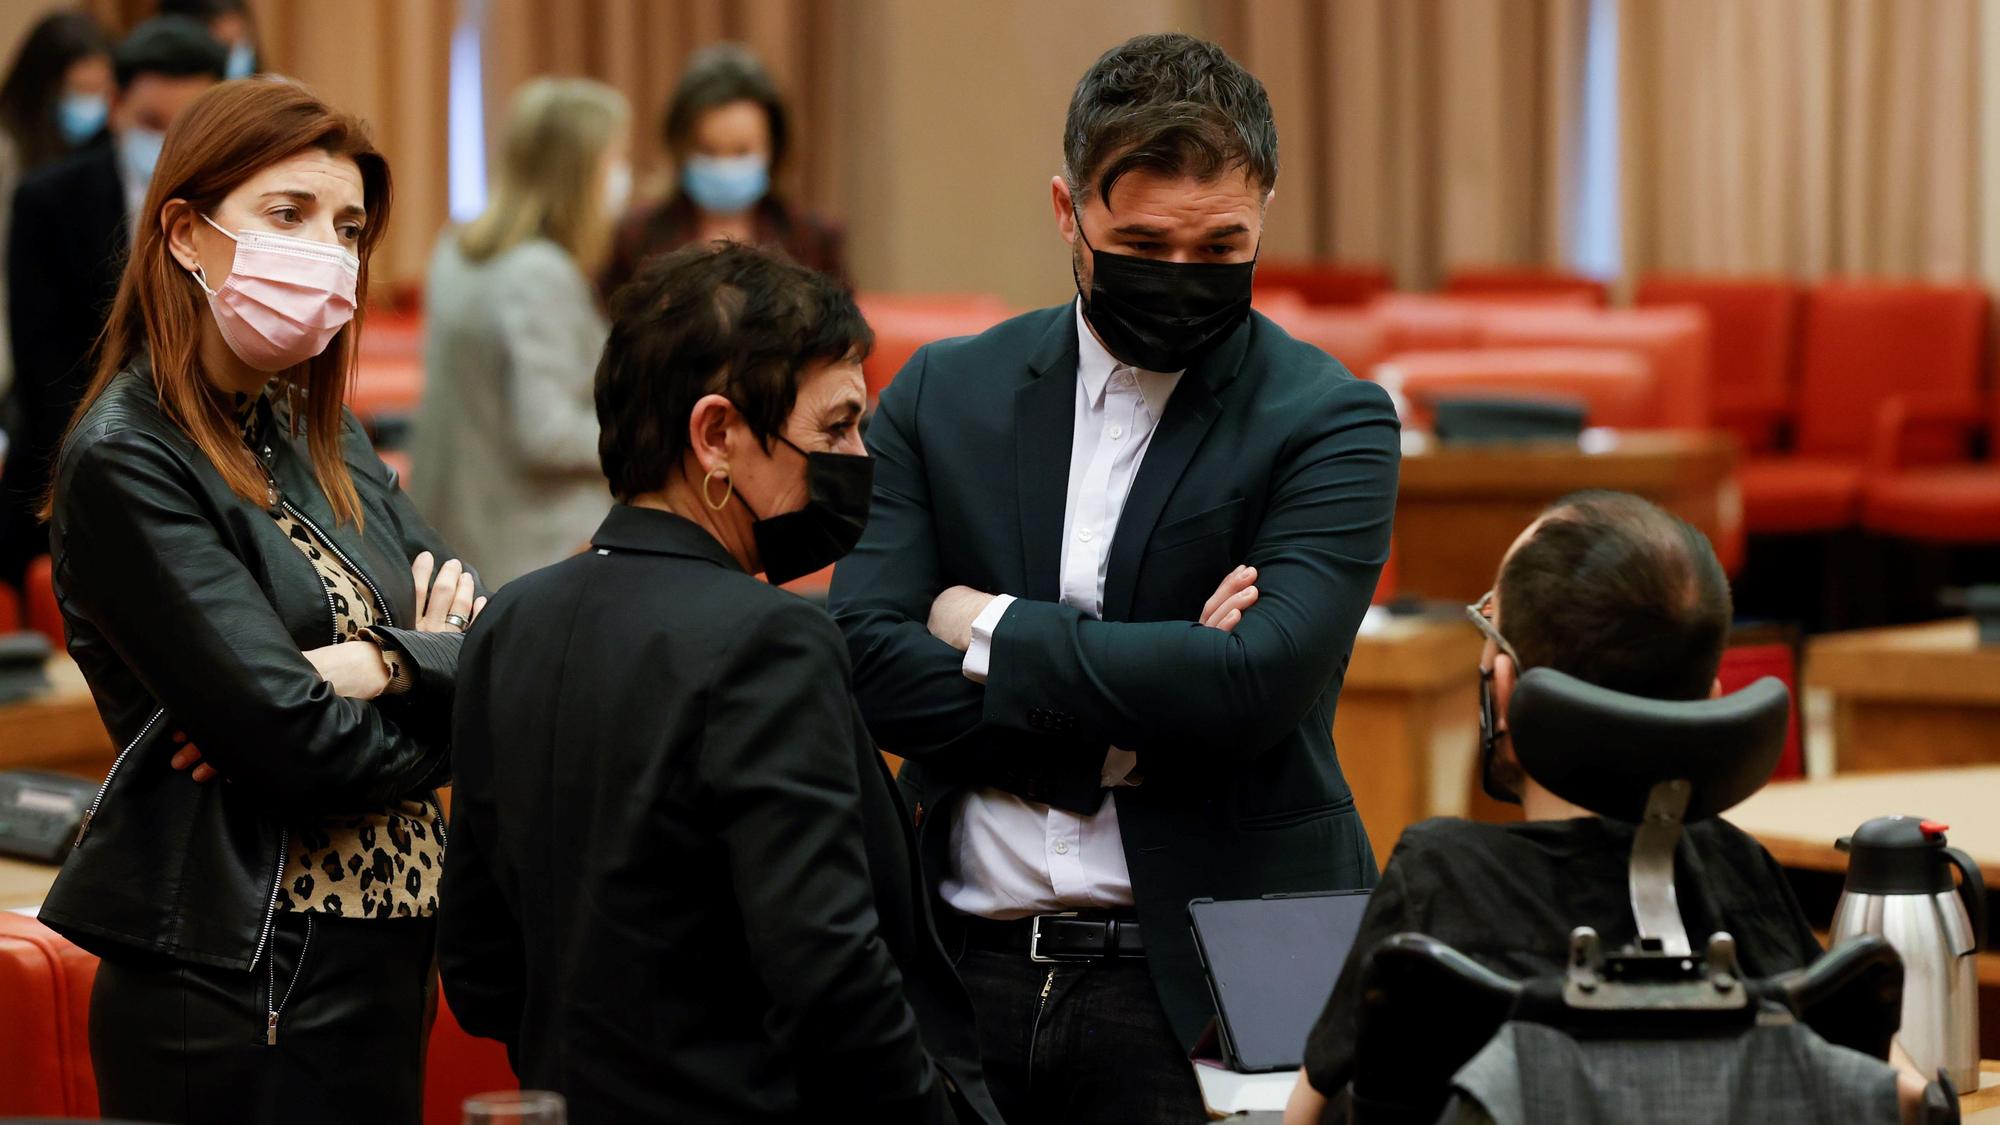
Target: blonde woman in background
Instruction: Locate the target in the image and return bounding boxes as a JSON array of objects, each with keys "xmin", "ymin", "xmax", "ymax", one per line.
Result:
[{"xmin": 411, "ymin": 78, "xmax": 629, "ymax": 586}]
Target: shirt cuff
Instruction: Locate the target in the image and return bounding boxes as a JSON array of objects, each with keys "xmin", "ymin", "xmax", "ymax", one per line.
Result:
[
  {"xmin": 360, "ymin": 628, "xmax": 417, "ymax": 695},
  {"xmin": 961, "ymin": 594, "xmax": 1016, "ymax": 685}
]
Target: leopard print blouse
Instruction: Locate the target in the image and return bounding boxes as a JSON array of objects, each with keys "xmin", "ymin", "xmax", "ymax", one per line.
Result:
[{"xmin": 237, "ymin": 393, "xmax": 445, "ymax": 919}]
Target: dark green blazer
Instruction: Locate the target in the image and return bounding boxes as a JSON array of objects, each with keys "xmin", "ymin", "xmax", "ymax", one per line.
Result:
[{"xmin": 829, "ymin": 303, "xmax": 1401, "ymax": 1046}]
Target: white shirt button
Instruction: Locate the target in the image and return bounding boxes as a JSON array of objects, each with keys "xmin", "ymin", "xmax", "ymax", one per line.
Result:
[
  {"xmin": 1053, "ymin": 840, "xmax": 1071, "ymax": 855},
  {"xmin": 1108, "ymin": 425, "xmax": 1125, "ymax": 440},
  {"xmin": 1077, "ymin": 528, "xmax": 1095, "ymax": 542}
]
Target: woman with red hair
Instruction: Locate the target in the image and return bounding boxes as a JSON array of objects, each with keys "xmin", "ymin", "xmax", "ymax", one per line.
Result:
[{"xmin": 38, "ymin": 78, "xmax": 480, "ymax": 1123}]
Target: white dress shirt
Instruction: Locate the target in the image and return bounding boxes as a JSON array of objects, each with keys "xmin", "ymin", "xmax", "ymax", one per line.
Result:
[{"xmin": 940, "ymin": 301, "xmax": 1183, "ymax": 920}]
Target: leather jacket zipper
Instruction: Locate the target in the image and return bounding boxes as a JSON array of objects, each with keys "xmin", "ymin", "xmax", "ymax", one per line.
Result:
[
  {"xmin": 276, "ymin": 497, "xmax": 394, "ymax": 628},
  {"xmin": 249, "ymin": 827, "xmax": 289, "ymax": 975},
  {"xmin": 265, "ymin": 911, "xmax": 313, "ymax": 1046},
  {"xmin": 72, "ymin": 707, "xmax": 167, "ymax": 848}
]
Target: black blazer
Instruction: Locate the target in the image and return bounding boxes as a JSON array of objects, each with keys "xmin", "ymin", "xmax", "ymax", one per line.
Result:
[
  {"xmin": 828, "ymin": 303, "xmax": 1401, "ymax": 1046},
  {"xmin": 438, "ymin": 505, "xmax": 1000, "ymax": 1125},
  {"xmin": 1, "ymin": 139, "xmax": 127, "ymax": 583}
]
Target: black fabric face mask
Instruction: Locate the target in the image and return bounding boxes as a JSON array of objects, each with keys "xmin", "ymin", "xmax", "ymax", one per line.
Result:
[
  {"xmin": 738, "ymin": 435, "xmax": 875, "ymax": 586},
  {"xmin": 1073, "ymin": 211, "xmax": 1256, "ymax": 373}
]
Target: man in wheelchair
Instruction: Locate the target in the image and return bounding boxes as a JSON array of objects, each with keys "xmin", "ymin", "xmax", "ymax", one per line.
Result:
[{"xmin": 1285, "ymin": 492, "xmax": 1938, "ymax": 1123}]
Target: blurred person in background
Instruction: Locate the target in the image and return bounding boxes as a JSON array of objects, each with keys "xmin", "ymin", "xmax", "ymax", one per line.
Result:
[
  {"xmin": 159, "ymin": 0, "xmax": 263, "ymax": 79},
  {"xmin": 0, "ymin": 14, "xmax": 222, "ymax": 590},
  {"xmin": 39, "ymin": 78, "xmax": 483, "ymax": 1124},
  {"xmin": 600, "ymin": 42, "xmax": 844, "ymax": 297},
  {"xmin": 410, "ymin": 77, "xmax": 629, "ymax": 587},
  {"xmin": 0, "ymin": 9, "xmax": 114, "ymax": 403}
]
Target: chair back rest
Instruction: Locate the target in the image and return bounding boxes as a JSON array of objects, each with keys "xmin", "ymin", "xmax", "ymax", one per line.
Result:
[
  {"xmin": 1635, "ymin": 276, "xmax": 1802, "ymax": 451},
  {"xmin": 1381, "ymin": 347, "xmax": 1655, "ymax": 430},
  {"xmin": 1795, "ymin": 282, "xmax": 1987, "ymax": 458}
]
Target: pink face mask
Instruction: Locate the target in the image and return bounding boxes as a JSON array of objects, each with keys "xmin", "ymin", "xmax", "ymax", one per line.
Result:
[{"xmin": 190, "ymin": 214, "xmax": 360, "ymax": 372}]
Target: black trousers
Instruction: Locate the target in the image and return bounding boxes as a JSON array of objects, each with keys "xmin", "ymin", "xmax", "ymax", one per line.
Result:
[
  {"xmin": 955, "ymin": 945, "xmax": 1207, "ymax": 1125},
  {"xmin": 89, "ymin": 912, "xmax": 436, "ymax": 1125}
]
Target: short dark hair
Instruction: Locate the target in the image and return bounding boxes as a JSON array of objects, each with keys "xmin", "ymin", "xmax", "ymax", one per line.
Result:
[
  {"xmin": 113, "ymin": 15, "xmax": 226, "ymax": 89},
  {"xmin": 596, "ymin": 243, "xmax": 871, "ymax": 501},
  {"xmin": 663, "ymin": 43, "xmax": 788, "ymax": 170},
  {"xmin": 1063, "ymin": 32, "xmax": 1278, "ymax": 207},
  {"xmin": 1497, "ymin": 491, "xmax": 1732, "ymax": 701}
]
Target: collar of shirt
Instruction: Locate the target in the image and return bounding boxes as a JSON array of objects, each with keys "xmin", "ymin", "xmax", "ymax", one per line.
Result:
[{"xmin": 1073, "ymin": 298, "xmax": 1182, "ymax": 417}]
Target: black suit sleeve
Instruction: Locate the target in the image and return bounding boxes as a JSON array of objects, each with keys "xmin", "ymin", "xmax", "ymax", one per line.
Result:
[
  {"xmin": 982, "ymin": 376, "xmax": 1398, "ymax": 760},
  {"xmin": 1303, "ymin": 854, "xmax": 1417, "ymax": 1101},
  {"xmin": 435, "ymin": 788, "xmax": 528, "ymax": 1065},
  {"xmin": 54, "ymin": 428, "xmax": 449, "ymax": 814},
  {"xmin": 830, "ymin": 350, "xmax": 991, "ymax": 757},
  {"xmin": 701, "ymin": 596, "xmax": 954, "ymax": 1123}
]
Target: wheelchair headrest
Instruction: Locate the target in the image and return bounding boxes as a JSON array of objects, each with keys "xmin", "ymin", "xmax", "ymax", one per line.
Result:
[{"xmin": 1508, "ymin": 669, "xmax": 1790, "ymax": 823}]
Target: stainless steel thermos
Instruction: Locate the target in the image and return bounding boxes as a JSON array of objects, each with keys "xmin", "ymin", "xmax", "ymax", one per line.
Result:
[{"xmin": 1832, "ymin": 816, "xmax": 1986, "ymax": 1091}]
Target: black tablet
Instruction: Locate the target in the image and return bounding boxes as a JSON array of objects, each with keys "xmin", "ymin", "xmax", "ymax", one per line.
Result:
[{"xmin": 1187, "ymin": 890, "xmax": 1373, "ymax": 1073}]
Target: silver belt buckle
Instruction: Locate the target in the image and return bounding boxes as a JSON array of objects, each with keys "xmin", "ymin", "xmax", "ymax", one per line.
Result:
[{"xmin": 1029, "ymin": 911, "xmax": 1079, "ymax": 962}]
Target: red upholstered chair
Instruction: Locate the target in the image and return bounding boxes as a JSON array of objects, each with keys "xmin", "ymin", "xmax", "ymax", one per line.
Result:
[
  {"xmin": 1259, "ymin": 302, "xmax": 1390, "ymax": 376},
  {"xmin": 1253, "ymin": 260, "xmax": 1394, "ymax": 308},
  {"xmin": 0, "ymin": 913, "xmax": 102, "ymax": 1117},
  {"xmin": 424, "ymin": 990, "xmax": 520, "ymax": 1125},
  {"xmin": 25, "ymin": 554, "xmax": 61, "ymax": 649},
  {"xmin": 1860, "ymin": 391, "xmax": 2000, "ymax": 545},
  {"xmin": 1635, "ymin": 275, "xmax": 1802, "ymax": 453},
  {"xmin": 1441, "ymin": 266, "xmax": 1609, "ymax": 306},
  {"xmin": 1717, "ymin": 643, "xmax": 1803, "ymax": 781},
  {"xmin": 1377, "ymin": 347, "xmax": 1655, "ymax": 431},
  {"xmin": 854, "ymin": 293, "xmax": 1016, "ymax": 400},
  {"xmin": 1475, "ymin": 306, "xmax": 1713, "ymax": 431},
  {"xmin": 1741, "ymin": 282, "xmax": 1988, "ymax": 535}
]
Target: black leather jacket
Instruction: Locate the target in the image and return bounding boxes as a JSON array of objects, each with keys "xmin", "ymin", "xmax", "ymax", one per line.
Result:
[{"xmin": 39, "ymin": 368, "xmax": 477, "ymax": 971}]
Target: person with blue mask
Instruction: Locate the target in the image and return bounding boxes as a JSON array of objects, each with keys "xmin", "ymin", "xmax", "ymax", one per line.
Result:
[
  {"xmin": 0, "ymin": 10, "xmax": 114, "ymax": 405},
  {"xmin": 158, "ymin": 0, "xmax": 261, "ymax": 80},
  {"xmin": 601, "ymin": 42, "xmax": 847, "ymax": 299},
  {"xmin": 0, "ymin": 15, "xmax": 223, "ymax": 592}
]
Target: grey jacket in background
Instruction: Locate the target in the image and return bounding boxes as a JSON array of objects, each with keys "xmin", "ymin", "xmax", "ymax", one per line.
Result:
[{"xmin": 410, "ymin": 235, "xmax": 609, "ymax": 588}]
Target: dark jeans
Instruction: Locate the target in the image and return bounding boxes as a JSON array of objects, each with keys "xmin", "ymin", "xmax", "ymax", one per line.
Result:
[
  {"xmin": 955, "ymin": 946, "xmax": 1206, "ymax": 1125},
  {"xmin": 89, "ymin": 912, "xmax": 436, "ymax": 1125}
]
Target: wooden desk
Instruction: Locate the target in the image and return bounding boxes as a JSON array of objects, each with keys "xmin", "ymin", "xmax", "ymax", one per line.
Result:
[
  {"xmin": 0, "ymin": 656, "xmax": 113, "ymax": 778},
  {"xmin": 1805, "ymin": 619, "xmax": 2000, "ymax": 773},
  {"xmin": 1336, "ymin": 612, "xmax": 1485, "ymax": 862},
  {"xmin": 1394, "ymin": 429, "xmax": 1738, "ymax": 602},
  {"xmin": 0, "ymin": 855, "xmax": 59, "ymax": 911},
  {"xmin": 1729, "ymin": 768, "xmax": 2000, "ymax": 1061}
]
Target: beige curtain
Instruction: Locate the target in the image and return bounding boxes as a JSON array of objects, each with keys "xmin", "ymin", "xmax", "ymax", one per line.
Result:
[
  {"xmin": 1207, "ymin": 0, "xmax": 1591, "ymax": 289},
  {"xmin": 91, "ymin": 1, "xmax": 843, "ymax": 295},
  {"xmin": 481, "ymin": 0, "xmax": 845, "ymax": 223},
  {"xmin": 1620, "ymin": 0, "xmax": 1979, "ymax": 280}
]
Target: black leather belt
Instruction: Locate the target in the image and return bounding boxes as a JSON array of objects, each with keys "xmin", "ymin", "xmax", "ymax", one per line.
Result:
[{"xmin": 962, "ymin": 911, "xmax": 1146, "ymax": 961}]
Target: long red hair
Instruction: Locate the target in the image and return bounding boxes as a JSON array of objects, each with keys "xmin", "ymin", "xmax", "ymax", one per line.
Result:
[{"xmin": 43, "ymin": 78, "xmax": 392, "ymax": 526}]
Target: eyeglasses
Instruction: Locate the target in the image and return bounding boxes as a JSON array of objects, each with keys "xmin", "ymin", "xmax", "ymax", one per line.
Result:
[{"xmin": 1464, "ymin": 588, "xmax": 1520, "ymax": 664}]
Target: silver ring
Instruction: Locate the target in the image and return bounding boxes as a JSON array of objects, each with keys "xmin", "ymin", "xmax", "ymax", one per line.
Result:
[{"xmin": 444, "ymin": 613, "xmax": 469, "ymax": 630}]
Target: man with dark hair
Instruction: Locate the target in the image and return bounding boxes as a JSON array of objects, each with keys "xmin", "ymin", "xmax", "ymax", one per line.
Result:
[
  {"xmin": 0, "ymin": 15, "xmax": 222, "ymax": 587},
  {"xmin": 830, "ymin": 33, "xmax": 1399, "ymax": 1122},
  {"xmin": 1283, "ymin": 492, "xmax": 1824, "ymax": 1124}
]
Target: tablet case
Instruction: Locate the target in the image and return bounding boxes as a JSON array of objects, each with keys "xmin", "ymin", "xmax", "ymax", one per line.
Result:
[{"xmin": 1188, "ymin": 889, "xmax": 1373, "ymax": 1073}]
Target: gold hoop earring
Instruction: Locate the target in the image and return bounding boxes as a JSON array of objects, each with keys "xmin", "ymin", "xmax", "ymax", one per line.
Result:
[{"xmin": 701, "ymin": 467, "xmax": 733, "ymax": 511}]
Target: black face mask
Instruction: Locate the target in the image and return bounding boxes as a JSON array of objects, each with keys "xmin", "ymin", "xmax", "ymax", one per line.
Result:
[
  {"xmin": 1478, "ymin": 668, "xmax": 1524, "ymax": 805},
  {"xmin": 737, "ymin": 435, "xmax": 874, "ymax": 586},
  {"xmin": 1073, "ymin": 212, "xmax": 1256, "ymax": 373}
]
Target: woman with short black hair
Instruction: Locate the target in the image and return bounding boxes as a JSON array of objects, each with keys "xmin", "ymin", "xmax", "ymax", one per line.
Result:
[
  {"xmin": 600, "ymin": 42, "xmax": 846, "ymax": 296},
  {"xmin": 440, "ymin": 242, "xmax": 998, "ymax": 1124}
]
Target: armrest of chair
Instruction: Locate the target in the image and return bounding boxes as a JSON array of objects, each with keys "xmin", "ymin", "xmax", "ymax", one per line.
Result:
[{"xmin": 1869, "ymin": 394, "xmax": 1986, "ymax": 472}]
